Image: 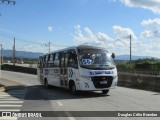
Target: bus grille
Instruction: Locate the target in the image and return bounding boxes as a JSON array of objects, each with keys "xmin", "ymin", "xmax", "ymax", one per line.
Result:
[{"xmin": 91, "ymin": 76, "xmax": 113, "ymax": 88}]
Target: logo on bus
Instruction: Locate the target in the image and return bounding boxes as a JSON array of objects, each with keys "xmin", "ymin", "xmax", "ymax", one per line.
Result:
[
  {"xmin": 90, "ymin": 70, "xmax": 113, "ymax": 75},
  {"xmin": 44, "ymin": 69, "xmax": 49, "ymax": 75},
  {"xmin": 68, "ymin": 69, "xmax": 73, "ymax": 78}
]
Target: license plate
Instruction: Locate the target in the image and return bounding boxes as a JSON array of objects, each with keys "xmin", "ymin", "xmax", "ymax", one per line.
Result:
[{"xmin": 100, "ymin": 81, "xmax": 107, "ymax": 84}]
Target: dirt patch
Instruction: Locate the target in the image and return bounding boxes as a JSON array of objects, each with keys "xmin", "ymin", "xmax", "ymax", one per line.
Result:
[
  {"xmin": 0, "ymin": 84, "xmax": 5, "ymax": 92},
  {"xmin": 0, "ymin": 84, "xmax": 4, "ymax": 87}
]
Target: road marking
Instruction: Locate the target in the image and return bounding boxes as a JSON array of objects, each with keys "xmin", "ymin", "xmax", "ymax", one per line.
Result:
[
  {"xmin": 57, "ymin": 101, "xmax": 63, "ymax": 106},
  {"xmin": 0, "ymin": 94, "xmax": 25, "ymax": 97},
  {"xmin": 0, "ymin": 96, "xmax": 14, "ymax": 98},
  {"xmin": 0, "ymin": 88, "xmax": 27, "ymax": 118},
  {"xmin": 0, "ymin": 98, "xmax": 24, "ymax": 100},
  {"xmin": 64, "ymin": 111, "xmax": 76, "ymax": 120},
  {"xmin": 56, "ymin": 101, "xmax": 76, "ymax": 120},
  {"xmin": 0, "ymin": 101, "xmax": 23, "ymax": 103},
  {"xmin": 0, "ymin": 105, "xmax": 22, "ymax": 107},
  {"xmin": 68, "ymin": 117, "xmax": 76, "ymax": 120},
  {"xmin": 0, "ymin": 94, "xmax": 25, "ymax": 98},
  {"xmin": 0, "ymin": 96, "xmax": 25, "ymax": 99},
  {"xmin": 0, "ymin": 117, "xmax": 17, "ymax": 120},
  {"xmin": 0, "ymin": 109, "xmax": 20, "ymax": 111}
]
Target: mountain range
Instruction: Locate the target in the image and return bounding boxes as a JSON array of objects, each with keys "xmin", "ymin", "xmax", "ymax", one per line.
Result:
[
  {"xmin": 2, "ymin": 50, "xmax": 153, "ymax": 60},
  {"xmin": 3, "ymin": 50, "xmax": 44, "ymax": 59},
  {"xmin": 115, "ymin": 54, "xmax": 152, "ymax": 60}
]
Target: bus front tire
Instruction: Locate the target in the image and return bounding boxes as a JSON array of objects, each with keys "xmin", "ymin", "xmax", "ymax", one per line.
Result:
[
  {"xmin": 44, "ymin": 79, "xmax": 50, "ymax": 89},
  {"xmin": 102, "ymin": 90, "xmax": 109, "ymax": 94},
  {"xmin": 70, "ymin": 82, "xmax": 78, "ymax": 95}
]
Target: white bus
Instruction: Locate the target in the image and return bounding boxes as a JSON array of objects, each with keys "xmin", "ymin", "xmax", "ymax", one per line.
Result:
[{"xmin": 37, "ymin": 45, "xmax": 118, "ymax": 94}]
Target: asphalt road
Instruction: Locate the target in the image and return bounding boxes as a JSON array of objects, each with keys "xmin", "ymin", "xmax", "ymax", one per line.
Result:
[{"xmin": 0, "ymin": 70, "xmax": 160, "ymax": 120}]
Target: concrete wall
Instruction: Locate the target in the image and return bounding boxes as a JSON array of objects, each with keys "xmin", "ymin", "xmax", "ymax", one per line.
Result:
[
  {"xmin": 118, "ymin": 72, "xmax": 160, "ymax": 92},
  {"xmin": 1, "ymin": 64, "xmax": 37, "ymax": 75},
  {"xmin": 1, "ymin": 64, "xmax": 160, "ymax": 92}
]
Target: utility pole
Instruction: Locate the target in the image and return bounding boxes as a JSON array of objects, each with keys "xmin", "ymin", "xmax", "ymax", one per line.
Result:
[
  {"xmin": 129, "ymin": 34, "xmax": 132, "ymax": 63},
  {"xmin": 13, "ymin": 37, "xmax": 15, "ymax": 66},
  {"xmin": 45, "ymin": 42, "xmax": 51, "ymax": 53},
  {"xmin": 0, "ymin": 44, "xmax": 3, "ymax": 64},
  {"xmin": 0, "ymin": 44, "xmax": 1, "ymax": 79}
]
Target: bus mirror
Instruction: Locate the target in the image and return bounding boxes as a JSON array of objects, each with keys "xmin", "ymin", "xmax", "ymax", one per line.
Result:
[{"xmin": 111, "ymin": 53, "xmax": 115, "ymax": 59}]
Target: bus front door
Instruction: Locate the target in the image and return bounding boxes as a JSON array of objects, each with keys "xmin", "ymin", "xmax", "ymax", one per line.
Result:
[{"xmin": 60, "ymin": 52, "xmax": 68, "ymax": 87}]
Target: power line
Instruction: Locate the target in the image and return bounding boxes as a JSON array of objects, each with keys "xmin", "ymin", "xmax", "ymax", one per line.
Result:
[{"xmin": 16, "ymin": 38, "xmax": 45, "ymax": 46}]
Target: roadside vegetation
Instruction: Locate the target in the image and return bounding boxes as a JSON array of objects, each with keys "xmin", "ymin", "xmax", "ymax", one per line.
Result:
[
  {"xmin": 117, "ymin": 58, "xmax": 160, "ymax": 70},
  {"xmin": 3, "ymin": 57, "xmax": 38, "ymax": 64}
]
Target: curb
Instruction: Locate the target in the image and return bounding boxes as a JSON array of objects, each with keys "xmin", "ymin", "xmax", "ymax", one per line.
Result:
[
  {"xmin": 1, "ymin": 85, "xmax": 26, "ymax": 92},
  {"xmin": 0, "ymin": 78, "xmax": 26, "ymax": 92},
  {"xmin": 0, "ymin": 86, "xmax": 5, "ymax": 92}
]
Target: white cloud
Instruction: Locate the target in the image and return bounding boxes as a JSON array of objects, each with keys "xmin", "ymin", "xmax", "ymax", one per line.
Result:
[
  {"xmin": 113, "ymin": 25, "xmax": 137, "ymax": 39},
  {"xmin": 97, "ymin": 32, "xmax": 113, "ymax": 42},
  {"xmin": 141, "ymin": 18, "xmax": 160, "ymax": 30},
  {"xmin": 140, "ymin": 18, "xmax": 160, "ymax": 40},
  {"xmin": 141, "ymin": 30, "xmax": 154, "ymax": 38},
  {"xmin": 73, "ymin": 24, "xmax": 160, "ymax": 58},
  {"xmin": 73, "ymin": 24, "xmax": 87, "ymax": 44},
  {"xmin": 73, "ymin": 24, "xmax": 137, "ymax": 55},
  {"xmin": 48, "ymin": 27, "xmax": 53, "ymax": 32},
  {"xmin": 73, "ymin": 24, "xmax": 113, "ymax": 45},
  {"xmin": 119, "ymin": 0, "xmax": 160, "ymax": 14}
]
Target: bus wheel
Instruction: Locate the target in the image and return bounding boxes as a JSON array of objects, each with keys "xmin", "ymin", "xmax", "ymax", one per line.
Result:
[
  {"xmin": 102, "ymin": 90, "xmax": 109, "ymax": 94},
  {"xmin": 71, "ymin": 82, "xmax": 77, "ymax": 95},
  {"xmin": 44, "ymin": 79, "xmax": 50, "ymax": 89}
]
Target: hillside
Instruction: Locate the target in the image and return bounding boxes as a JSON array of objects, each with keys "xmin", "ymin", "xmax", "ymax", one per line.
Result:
[
  {"xmin": 115, "ymin": 55, "xmax": 152, "ymax": 60},
  {"xmin": 3, "ymin": 50, "xmax": 44, "ymax": 59}
]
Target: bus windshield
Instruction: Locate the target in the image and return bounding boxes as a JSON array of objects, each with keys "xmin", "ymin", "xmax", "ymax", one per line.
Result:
[{"xmin": 78, "ymin": 49, "xmax": 115, "ymax": 70}]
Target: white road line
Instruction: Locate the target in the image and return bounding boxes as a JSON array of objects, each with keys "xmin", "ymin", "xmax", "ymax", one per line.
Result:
[
  {"xmin": 0, "ymin": 109, "xmax": 20, "ymax": 111},
  {"xmin": 0, "ymin": 97, "xmax": 25, "ymax": 99},
  {"xmin": 0, "ymin": 95, "xmax": 25, "ymax": 97},
  {"xmin": 64, "ymin": 111, "xmax": 76, "ymax": 120},
  {"xmin": 0, "ymin": 101, "xmax": 23, "ymax": 103},
  {"xmin": 0, "ymin": 96, "xmax": 12, "ymax": 98},
  {"xmin": 68, "ymin": 117, "xmax": 76, "ymax": 120},
  {"xmin": 0, "ymin": 94, "xmax": 25, "ymax": 97},
  {"xmin": 0, "ymin": 98, "xmax": 24, "ymax": 101},
  {"xmin": 56, "ymin": 101, "xmax": 76, "ymax": 120},
  {"xmin": 0, "ymin": 105, "xmax": 22, "ymax": 107},
  {"xmin": 0, "ymin": 117, "xmax": 17, "ymax": 120},
  {"xmin": 57, "ymin": 101, "xmax": 63, "ymax": 106}
]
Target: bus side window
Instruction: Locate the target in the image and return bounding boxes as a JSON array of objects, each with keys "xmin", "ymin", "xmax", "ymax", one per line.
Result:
[
  {"xmin": 53, "ymin": 53, "xmax": 60, "ymax": 67},
  {"xmin": 68, "ymin": 52, "xmax": 78, "ymax": 69}
]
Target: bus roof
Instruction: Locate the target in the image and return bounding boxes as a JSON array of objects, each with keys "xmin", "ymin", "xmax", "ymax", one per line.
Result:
[{"xmin": 39, "ymin": 45, "xmax": 108, "ymax": 57}]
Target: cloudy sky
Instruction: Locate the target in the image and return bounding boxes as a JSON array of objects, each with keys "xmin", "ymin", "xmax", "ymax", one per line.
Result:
[{"xmin": 0, "ymin": 0, "xmax": 160, "ymax": 58}]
